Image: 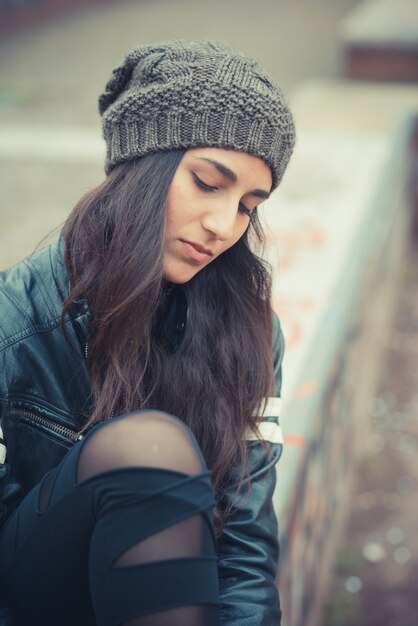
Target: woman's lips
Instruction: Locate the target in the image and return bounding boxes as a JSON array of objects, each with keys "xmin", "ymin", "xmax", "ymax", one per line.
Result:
[{"xmin": 181, "ymin": 240, "xmax": 213, "ymax": 263}]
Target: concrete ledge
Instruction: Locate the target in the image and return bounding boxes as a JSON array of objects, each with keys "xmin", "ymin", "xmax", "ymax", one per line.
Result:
[
  {"xmin": 269, "ymin": 80, "xmax": 418, "ymax": 626},
  {"xmin": 0, "ymin": 126, "xmax": 104, "ymax": 163}
]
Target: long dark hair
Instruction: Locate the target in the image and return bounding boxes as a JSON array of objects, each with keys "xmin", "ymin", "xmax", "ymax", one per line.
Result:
[{"xmin": 63, "ymin": 150, "xmax": 274, "ymax": 514}]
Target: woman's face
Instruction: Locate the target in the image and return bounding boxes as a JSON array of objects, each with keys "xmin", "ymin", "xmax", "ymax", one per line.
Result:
[{"xmin": 163, "ymin": 147, "xmax": 272, "ymax": 284}]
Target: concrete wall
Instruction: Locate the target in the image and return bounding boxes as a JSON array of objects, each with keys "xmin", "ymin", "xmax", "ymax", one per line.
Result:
[{"xmin": 270, "ymin": 81, "xmax": 418, "ymax": 626}]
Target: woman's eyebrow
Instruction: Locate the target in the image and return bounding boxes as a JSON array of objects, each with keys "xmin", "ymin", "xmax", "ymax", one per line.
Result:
[
  {"xmin": 197, "ymin": 157, "xmax": 238, "ymax": 182},
  {"xmin": 196, "ymin": 157, "xmax": 270, "ymax": 199}
]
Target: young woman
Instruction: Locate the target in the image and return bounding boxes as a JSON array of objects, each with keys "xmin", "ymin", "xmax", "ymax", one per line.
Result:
[{"xmin": 0, "ymin": 40, "xmax": 295, "ymax": 626}]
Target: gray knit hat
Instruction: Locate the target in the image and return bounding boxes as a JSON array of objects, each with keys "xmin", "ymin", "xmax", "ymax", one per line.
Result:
[{"xmin": 99, "ymin": 40, "xmax": 295, "ymax": 189}]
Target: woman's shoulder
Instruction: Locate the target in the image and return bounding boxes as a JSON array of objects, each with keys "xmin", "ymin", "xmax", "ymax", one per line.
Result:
[{"xmin": 0, "ymin": 240, "xmax": 67, "ymax": 353}]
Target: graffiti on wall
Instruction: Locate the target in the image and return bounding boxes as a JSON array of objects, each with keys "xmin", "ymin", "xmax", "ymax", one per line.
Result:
[{"xmin": 275, "ymin": 200, "xmax": 405, "ymax": 626}]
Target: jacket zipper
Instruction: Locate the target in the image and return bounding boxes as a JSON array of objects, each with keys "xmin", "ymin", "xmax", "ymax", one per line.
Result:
[{"xmin": 13, "ymin": 408, "xmax": 83, "ymax": 442}]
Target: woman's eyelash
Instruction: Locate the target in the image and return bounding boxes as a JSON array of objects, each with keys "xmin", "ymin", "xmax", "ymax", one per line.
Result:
[
  {"xmin": 192, "ymin": 173, "xmax": 256, "ymax": 219},
  {"xmin": 239, "ymin": 203, "xmax": 256, "ymax": 219},
  {"xmin": 192, "ymin": 173, "xmax": 217, "ymax": 192}
]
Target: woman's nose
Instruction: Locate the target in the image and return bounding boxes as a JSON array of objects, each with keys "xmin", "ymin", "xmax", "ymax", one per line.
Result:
[{"xmin": 201, "ymin": 204, "xmax": 237, "ymax": 241}]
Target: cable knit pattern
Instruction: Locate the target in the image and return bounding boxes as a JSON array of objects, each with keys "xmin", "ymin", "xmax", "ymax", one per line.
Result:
[{"xmin": 99, "ymin": 40, "xmax": 296, "ymax": 188}]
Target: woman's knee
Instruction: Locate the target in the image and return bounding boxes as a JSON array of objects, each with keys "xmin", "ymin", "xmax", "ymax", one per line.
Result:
[{"xmin": 76, "ymin": 410, "xmax": 205, "ymax": 483}]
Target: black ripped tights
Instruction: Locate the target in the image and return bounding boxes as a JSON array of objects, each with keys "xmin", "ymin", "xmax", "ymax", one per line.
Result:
[{"xmin": 0, "ymin": 411, "xmax": 221, "ymax": 626}]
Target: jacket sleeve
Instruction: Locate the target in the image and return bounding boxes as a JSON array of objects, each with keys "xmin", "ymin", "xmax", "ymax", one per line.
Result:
[{"xmin": 216, "ymin": 312, "xmax": 285, "ymax": 625}]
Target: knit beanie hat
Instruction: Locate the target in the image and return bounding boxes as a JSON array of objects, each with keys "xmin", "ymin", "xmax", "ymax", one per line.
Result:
[{"xmin": 99, "ymin": 39, "xmax": 296, "ymax": 189}]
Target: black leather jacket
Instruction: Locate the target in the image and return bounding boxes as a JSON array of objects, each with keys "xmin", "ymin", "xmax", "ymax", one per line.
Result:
[{"xmin": 0, "ymin": 239, "xmax": 285, "ymax": 625}]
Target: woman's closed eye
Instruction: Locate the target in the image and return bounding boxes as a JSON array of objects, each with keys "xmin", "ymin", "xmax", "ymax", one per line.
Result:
[
  {"xmin": 192, "ymin": 173, "xmax": 255, "ymax": 219},
  {"xmin": 239, "ymin": 202, "xmax": 256, "ymax": 219},
  {"xmin": 192, "ymin": 172, "xmax": 217, "ymax": 193}
]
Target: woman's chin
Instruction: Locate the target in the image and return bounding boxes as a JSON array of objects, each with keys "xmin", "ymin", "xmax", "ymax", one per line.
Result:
[
  {"xmin": 163, "ymin": 258, "xmax": 209, "ymax": 284},
  {"xmin": 163, "ymin": 264, "xmax": 199, "ymax": 284}
]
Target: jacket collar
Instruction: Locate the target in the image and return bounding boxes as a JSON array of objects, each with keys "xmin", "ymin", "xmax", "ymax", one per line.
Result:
[{"xmin": 50, "ymin": 233, "xmax": 71, "ymax": 304}]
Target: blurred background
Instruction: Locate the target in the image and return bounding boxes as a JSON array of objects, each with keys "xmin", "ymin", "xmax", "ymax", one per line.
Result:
[
  {"xmin": 1, "ymin": 1, "xmax": 417, "ymax": 625},
  {"xmin": 0, "ymin": 0, "xmax": 364, "ymax": 269}
]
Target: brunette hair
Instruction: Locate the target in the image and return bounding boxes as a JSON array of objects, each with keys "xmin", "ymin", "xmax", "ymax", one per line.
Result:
[{"xmin": 62, "ymin": 150, "xmax": 274, "ymax": 512}]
